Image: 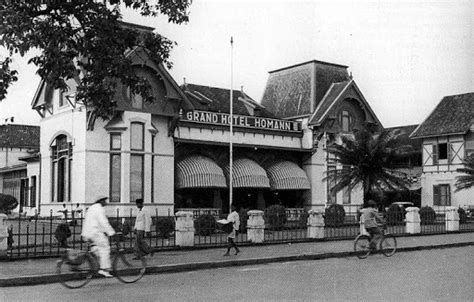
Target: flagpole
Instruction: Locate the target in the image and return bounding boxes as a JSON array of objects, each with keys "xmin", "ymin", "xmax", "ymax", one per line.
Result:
[{"xmin": 229, "ymin": 36, "xmax": 234, "ymax": 214}]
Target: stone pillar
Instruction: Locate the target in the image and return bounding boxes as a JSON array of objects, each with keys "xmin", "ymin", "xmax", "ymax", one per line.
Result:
[
  {"xmin": 307, "ymin": 210, "xmax": 325, "ymax": 239},
  {"xmin": 405, "ymin": 207, "xmax": 421, "ymax": 234},
  {"xmin": 0, "ymin": 214, "xmax": 8, "ymax": 256},
  {"xmin": 247, "ymin": 210, "xmax": 265, "ymax": 243},
  {"xmin": 445, "ymin": 206, "xmax": 460, "ymax": 232},
  {"xmin": 175, "ymin": 211, "xmax": 195, "ymax": 247}
]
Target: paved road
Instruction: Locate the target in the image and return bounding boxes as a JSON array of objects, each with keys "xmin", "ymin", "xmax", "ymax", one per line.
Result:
[{"xmin": 2, "ymin": 247, "xmax": 473, "ymax": 301}]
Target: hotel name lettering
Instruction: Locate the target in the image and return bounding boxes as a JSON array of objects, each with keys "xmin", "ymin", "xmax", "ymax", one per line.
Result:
[{"xmin": 183, "ymin": 110, "xmax": 301, "ymax": 132}]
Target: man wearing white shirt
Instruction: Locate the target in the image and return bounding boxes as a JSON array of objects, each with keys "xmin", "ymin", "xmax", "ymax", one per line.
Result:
[
  {"xmin": 134, "ymin": 198, "xmax": 152, "ymax": 258},
  {"xmin": 81, "ymin": 197, "xmax": 115, "ymax": 277}
]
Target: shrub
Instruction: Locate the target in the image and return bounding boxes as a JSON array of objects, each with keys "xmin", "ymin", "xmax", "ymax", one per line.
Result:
[
  {"xmin": 238, "ymin": 208, "xmax": 249, "ymax": 232},
  {"xmin": 458, "ymin": 208, "xmax": 467, "ymax": 224},
  {"xmin": 109, "ymin": 218, "xmax": 132, "ymax": 238},
  {"xmin": 0, "ymin": 193, "xmax": 18, "ymax": 214},
  {"xmin": 419, "ymin": 206, "xmax": 436, "ymax": 225},
  {"xmin": 298, "ymin": 209, "xmax": 309, "ymax": 228},
  {"xmin": 154, "ymin": 216, "xmax": 175, "ymax": 238},
  {"xmin": 324, "ymin": 204, "xmax": 345, "ymax": 227},
  {"xmin": 194, "ymin": 214, "xmax": 216, "ymax": 236},
  {"xmin": 385, "ymin": 204, "xmax": 405, "ymax": 225},
  {"xmin": 54, "ymin": 223, "xmax": 71, "ymax": 247},
  {"xmin": 265, "ymin": 205, "xmax": 287, "ymax": 230}
]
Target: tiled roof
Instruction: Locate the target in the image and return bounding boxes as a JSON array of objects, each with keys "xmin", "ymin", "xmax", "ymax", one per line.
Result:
[
  {"xmin": 261, "ymin": 60, "xmax": 349, "ymax": 119},
  {"xmin": 410, "ymin": 93, "xmax": 474, "ymax": 138},
  {"xmin": 0, "ymin": 124, "xmax": 40, "ymax": 148},
  {"xmin": 181, "ymin": 84, "xmax": 275, "ymax": 118},
  {"xmin": 386, "ymin": 124, "xmax": 422, "ymax": 150}
]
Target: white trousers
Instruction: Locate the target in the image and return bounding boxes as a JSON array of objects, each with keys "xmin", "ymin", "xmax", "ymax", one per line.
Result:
[{"xmin": 90, "ymin": 233, "xmax": 111, "ymax": 270}]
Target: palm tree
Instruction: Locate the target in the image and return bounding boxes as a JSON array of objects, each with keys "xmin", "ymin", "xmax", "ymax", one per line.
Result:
[
  {"xmin": 455, "ymin": 154, "xmax": 474, "ymax": 192},
  {"xmin": 324, "ymin": 127, "xmax": 413, "ymax": 206}
]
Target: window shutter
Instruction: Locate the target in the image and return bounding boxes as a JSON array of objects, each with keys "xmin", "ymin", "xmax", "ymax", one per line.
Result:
[
  {"xmin": 447, "ymin": 185, "xmax": 451, "ymax": 206},
  {"xmin": 433, "ymin": 185, "xmax": 440, "ymax": 206},
  {"xmin": 432, "ymin": 144, "xmax": 438, "ymax": 165},
  {"xmin": 447, "ymin": 143, "xmax": 452, "ymax": 164}
]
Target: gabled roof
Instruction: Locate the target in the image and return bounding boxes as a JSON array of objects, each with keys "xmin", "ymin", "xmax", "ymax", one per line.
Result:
[
  {"xmin": 0, "ymin": 124, "xmax": 40, "ymax": 148},
  {"xmin": 410, "ymin": 93, "xmax": 474, "ymax": 138},
  {"xmin": 31, "ymin": 45, "xmax": 193, "ymax": 115},
  {"xmin": 308, "ymin": 79, "xmax": 382, "ymax": 127},
  {"xmin": 181, "ymin": 83, "xmax": 275, "ymax": 118}
]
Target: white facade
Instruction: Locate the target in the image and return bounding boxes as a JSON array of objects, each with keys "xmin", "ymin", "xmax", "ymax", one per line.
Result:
[{"xmin": 420, "ymin": 134, "xmax": 474, "ymax": 210}]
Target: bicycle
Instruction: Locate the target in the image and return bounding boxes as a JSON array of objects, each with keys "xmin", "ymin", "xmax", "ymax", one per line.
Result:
[
  {"xmin": 56, "ymin": 232, "xmax": 147, "ymax": 288},
  {"xmin": 353, "ymin": 227, "xmax": 397, "ymax": 259}
]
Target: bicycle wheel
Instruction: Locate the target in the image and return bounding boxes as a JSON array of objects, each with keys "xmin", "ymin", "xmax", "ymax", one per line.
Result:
[
  {"xmin": 113, "ymin": 253, "xmax": 146, "ymax": 283},
  {"xmin": 380, "ymin": 234, "xmax": 397, "ymax": 257},
  {"xmin": 57, "ymin": 253, "xmax": 95, "ymax": 289},
  {"xmin": 354, "ymin": 234, "xmax": 372, "ymax": 259}
]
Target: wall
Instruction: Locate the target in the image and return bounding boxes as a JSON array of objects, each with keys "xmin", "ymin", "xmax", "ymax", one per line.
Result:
[
  {"xmin": 39, "ymin": 104, "xmax": 87, "ymax": 215},
  {"xmin": 0, "ymin": 147, "xmax": 32, "ymax": 167}
]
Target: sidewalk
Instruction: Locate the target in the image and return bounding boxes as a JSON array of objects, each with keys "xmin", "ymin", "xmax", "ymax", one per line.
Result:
[{"xmin": 1, "ymin": 232, "xmax": 473, "ymax": 287}]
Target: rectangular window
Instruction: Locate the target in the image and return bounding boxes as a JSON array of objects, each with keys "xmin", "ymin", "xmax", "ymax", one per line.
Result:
[
  {"xmin": 433, "ymin": 184, "xmax": 451, "ymax": 206},
  {"xmin": 130, "ymin": 155, "xmax": 144, "ymax": 202},
  {"xmin": 110, "ymin": 154, "xmax": 121, "ymax": 203},
  {"xmin": 110, "ymin": 133, "xmax": 121, "ymax": 150},
  {"xmin": 151, "ymin": 135, "xmax": 155, "ymax": 203},
  {"xmin": 131, "ymin": 123, "xmax": 144, "ymax": 151},
  {"xmin": 438, "ymin": 143, "xmax": 448, "ymax": 160},
  {"xmin": 30, "ymin": 176, "xmax": 37, "ymax": 208},
  {"xmin": 327, "ymin": 165, "xmax": 337, "ymax": 203},
  {"xmin": 343, "ymin": 187, "xmax": 351, "ymax": 204}
]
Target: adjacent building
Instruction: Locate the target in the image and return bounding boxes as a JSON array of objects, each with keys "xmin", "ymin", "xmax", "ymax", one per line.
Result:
[
  {"xmin": 410, "ymin": 92, "xmax": 474, "ymax": 210},
  {"xmin": 0, "ymin": 124, "xmax": 40, "ymax": 214}
]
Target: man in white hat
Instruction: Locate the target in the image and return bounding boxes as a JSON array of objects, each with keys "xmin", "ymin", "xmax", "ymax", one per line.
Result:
[{"xmin": 81, "ymin": 196, "xmax": 116, "ymax": 277}]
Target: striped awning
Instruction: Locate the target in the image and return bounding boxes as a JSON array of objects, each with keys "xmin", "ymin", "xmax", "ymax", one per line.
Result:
[
  {"xmin": 176, "ymin": 155, "xmax": 227, "ymax": 189},
  {"xmin": 266, "ymin": 160, "xmax": 310, "ymax": 190},
  {"xmin": 225, "ymin": 158, "xmax": 270, "ymax": 188}
]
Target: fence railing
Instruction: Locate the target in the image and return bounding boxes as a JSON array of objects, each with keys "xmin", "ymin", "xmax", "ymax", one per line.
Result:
[{"xmin": 4, "ymin": 206, "xmax": 474, "ymax": 260}]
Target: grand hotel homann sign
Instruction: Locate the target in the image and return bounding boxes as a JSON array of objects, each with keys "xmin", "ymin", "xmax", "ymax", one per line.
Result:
[{"xmin": 183, "ymin": 110, "xmax": 302, "ymax": 132}]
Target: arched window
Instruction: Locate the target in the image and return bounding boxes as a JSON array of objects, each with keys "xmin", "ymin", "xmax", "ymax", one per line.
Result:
[
  {"xmin": 51, "ymin": 135, "xmax": 73, "ymax": 202},
  {"xmin": 339, "ymin": 110, "xmax": 353, "ymax": 132}
]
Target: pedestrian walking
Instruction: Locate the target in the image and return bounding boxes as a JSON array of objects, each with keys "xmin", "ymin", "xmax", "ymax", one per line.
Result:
[
  {"xmin": 224, "ymin": 204, "xmax": 241, "ymax": 256},
  {"xmin": 81, "ymin": 196, "xmax": 116, "ymax": 278},
  {"xmin": 134, "ymin": 198, "xmax": 153, "ymax": 258}
]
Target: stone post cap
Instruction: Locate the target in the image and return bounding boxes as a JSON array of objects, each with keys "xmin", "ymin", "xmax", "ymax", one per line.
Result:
[
  {"xmin": 445, "ymin": 206, "xmax": 458, "ymax": 212},
  {"xmin": 175, "ymin": 211, "xmax": 194, "ymax": 218},
  {"xmin": 405, "ymin": 207, "xmax": 420, "ymax": 212},
  {"xmin": 247, "ymin": 210, "xmax": 264, "ymax": 216}
]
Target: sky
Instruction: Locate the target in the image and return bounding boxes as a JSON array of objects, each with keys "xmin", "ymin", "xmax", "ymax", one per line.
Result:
[{"xmin": 0, "ymin": 0, "xmax": 472, "ymax": 127}]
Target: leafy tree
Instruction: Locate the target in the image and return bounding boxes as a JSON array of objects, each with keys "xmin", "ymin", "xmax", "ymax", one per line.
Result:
[
  {"xmin": 0, "ymin": 193, "xmax": 18, "ymax": 214},
  {"xmin": 324, "ymin": 127, "xmax": 412, "ymax": 206},
  {"xmin": 455, "ymin": 154, "xmax": 474, "ymax": 192},
  {"xmin": 0, "ymin": 0, "xmax": 191, "ymax": 119}
]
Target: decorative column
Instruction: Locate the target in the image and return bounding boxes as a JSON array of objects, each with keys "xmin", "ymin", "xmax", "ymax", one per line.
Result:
[
  {"xmin": 445, "ymin": 206, "xmax": 460, "ymax": 232},
  {"xmin": 307, "ymin": 210, "xmax": 325, "ymax": 239},
  {"xmin": 405, "ymin": 207, "xmax": 421, "ymax": 234},
  {"xmin": 247, "ymin": 210, "xmax": 265, "ymax": 243},
  {"xmin": 175, "ymin": 211, "xmax": 195, "ymax": 247},
  {"xmin": 0, "ymin": 214, "xmax": 8, "ymax": 256}
]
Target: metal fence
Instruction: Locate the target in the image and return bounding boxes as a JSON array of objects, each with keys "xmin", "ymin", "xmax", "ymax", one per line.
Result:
[{"xmin": 4, "ymin": 206, "xmax": 474, "ymax": 260}]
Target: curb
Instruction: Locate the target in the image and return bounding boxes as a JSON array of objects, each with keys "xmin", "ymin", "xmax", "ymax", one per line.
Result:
[{"xmin": 1, "ymin": 241, "xmax": 473, "ymax": 287}]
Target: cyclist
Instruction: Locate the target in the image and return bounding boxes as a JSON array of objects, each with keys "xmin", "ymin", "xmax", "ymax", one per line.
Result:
[
  {"xmin": 81, "ymin": 196, "xmax": 116, "ymax": 278},
  {"xmin": 360, "ymin": 199, "xmax": 385, "ymax": 250}
]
